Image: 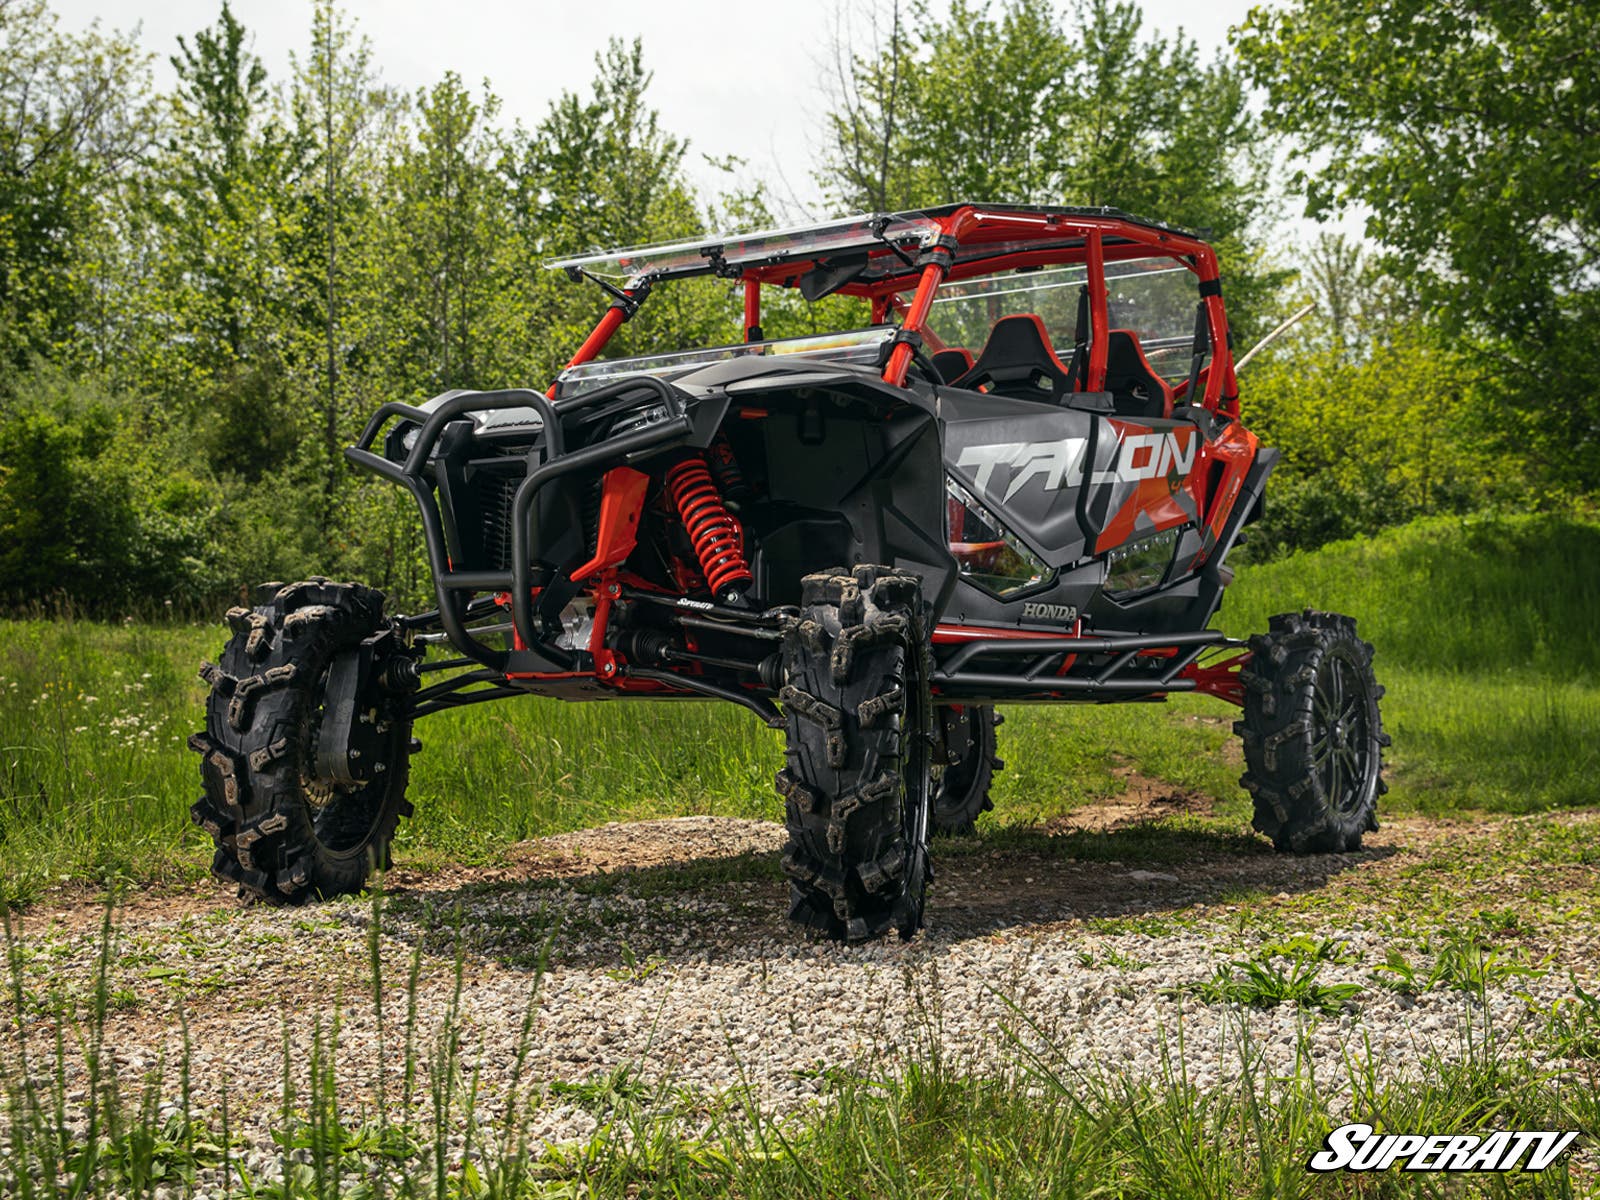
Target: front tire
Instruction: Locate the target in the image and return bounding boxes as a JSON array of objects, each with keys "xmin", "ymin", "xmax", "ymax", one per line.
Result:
[
  {"xmin": 189, "ymin": 579, "xmax": 418, "ymax": 901},
  {"xmin": 1235, "ymin": 610, "xmax": 1388, "ymax": 853},
  {"xmin": 777, "ymin": 565, "xmax": 934, "ymax": 943}
]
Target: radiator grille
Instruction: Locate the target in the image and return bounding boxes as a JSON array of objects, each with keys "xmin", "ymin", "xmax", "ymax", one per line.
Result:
[{"xmin": 481, "ymin": 474, "xmax": 519, "ymax": 572}]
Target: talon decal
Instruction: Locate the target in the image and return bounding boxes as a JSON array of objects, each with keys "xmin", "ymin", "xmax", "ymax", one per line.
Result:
[{"xmin": 957, "ymin": 429, "xmax": 1197, "ymax": 498}]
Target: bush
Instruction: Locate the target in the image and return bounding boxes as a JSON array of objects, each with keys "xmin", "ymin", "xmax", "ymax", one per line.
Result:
[
  {"xmin": 0, "ymin": 369, "xmax": 229, "ymax": 611},
  {"xmin": 0, "ymin": 365, "xmax": 437, "ymax": 614},
  {"xmin": 1238, "ymin": 324, "xmax": 1529, "ymax": 559}
]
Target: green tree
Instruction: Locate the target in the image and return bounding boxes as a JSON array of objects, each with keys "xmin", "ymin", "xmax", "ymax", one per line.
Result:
[
  {"xmin": 131, "ymin": 0, "xmax": 307, "ymax": 481},
  {"xmin": 0, "ymin": 368, "xmax": 226, "ymax": 606},
  {"xmin": 288, "ymin": 0, "xmax": 395, "ymax": 530},
  {"xmin": 819, "ymin": 0, "xmax": 1274, "ymax": 330},
  {"xmin": 0, "ymin": 0, "xmax": 153, "ymax": 371},
  {"xmin": 378, "ymin": 71, "xmax": 508, "ymax": 394},
  {"xmin": 163, "ymin": 3, "xmax": 302, "ymax": 366},
  {"xmin": 499, "ymin": 39, "xmax": 735, "ymax": 380},
  {"xmin": 1239, "ymin": 317, "xmax": 1531, "ymax": 558},
  {"xmin": 1234, "ymin": 0, "xmax": 1600, "ymax": 485}
]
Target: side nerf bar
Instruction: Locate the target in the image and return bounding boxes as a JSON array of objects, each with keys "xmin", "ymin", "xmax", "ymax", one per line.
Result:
[{"xmin": 345, "ymin": 377, "xmax": 694, "ymax": 672}]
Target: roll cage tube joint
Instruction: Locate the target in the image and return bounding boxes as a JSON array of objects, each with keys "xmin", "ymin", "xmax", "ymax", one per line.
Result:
[
  {"xmin": 882, "ymin": 255, "xmax": 950, "ymax": 387},
  {"xmin": 556, "ymin": 272, "xmax": 654, "ymax": 384}
]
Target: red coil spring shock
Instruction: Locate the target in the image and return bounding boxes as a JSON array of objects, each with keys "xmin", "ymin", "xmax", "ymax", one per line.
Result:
[{"xmin": 664, "ymin": 455, "xmax": 752, "ymax": 600}]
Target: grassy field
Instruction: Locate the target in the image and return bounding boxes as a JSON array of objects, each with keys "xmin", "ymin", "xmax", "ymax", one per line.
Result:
[
  {"xmin": 4, "ymin": 513, "xmax": 1598, "ymax": 1197},
  {"xmin": 0, "ymin": 510, "xmax": 1596, "ymax": 905},
  {"xmin": 5, "ymin": 890, "xmax": 1595, "ymax": 1199}
]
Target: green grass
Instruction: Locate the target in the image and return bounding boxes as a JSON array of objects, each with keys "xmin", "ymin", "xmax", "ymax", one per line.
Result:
[
  {"xmin": 2, "ymin": 895, "xmax": 1593, "ymax": 1198},
  {"xmin": 1215, "ymin": 509, "xmax": 1600, "ymax": 815},
  {"xmin": 0, "ymin": 510, "xmax": 1596, "ymax": 902}
]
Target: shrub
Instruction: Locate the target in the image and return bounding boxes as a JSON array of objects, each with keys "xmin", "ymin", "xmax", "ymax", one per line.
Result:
[{"xmin": 0, "ymin": 369, "xmax": 227, "ymax": 611}]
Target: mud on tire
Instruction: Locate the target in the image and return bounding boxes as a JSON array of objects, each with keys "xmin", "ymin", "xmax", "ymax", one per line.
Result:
[
  {"xmin": 777, "ymin": 564, "xmax": 933, "ymax": 943},
  {"xmin": 1235, "ymin": 609, "xmax": 1389, "ymax": 854},
  {"xmin": 189, "ymin": 579, "xmax": 417, "ymax": 902}
]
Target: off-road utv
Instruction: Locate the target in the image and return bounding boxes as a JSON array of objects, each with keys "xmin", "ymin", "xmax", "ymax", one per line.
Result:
[{"xmin": 191, "ymin": 204, "xmax": 1387, "ymax": 942}]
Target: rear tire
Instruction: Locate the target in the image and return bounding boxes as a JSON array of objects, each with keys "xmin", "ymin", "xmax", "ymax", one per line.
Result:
[
  {"xmin": 189, "ymin": 579, "xmax": 418, "ymax": 902},
  {"xmin": 931, "ymin": 706, "xmax": 1002, "ymax": 835},
  {"xmin": 777, "ymin": 565, "xmax": 933, "ymax": 943},
  {"xmin": 1235, "ymin": 610, "xmax": 1388, "ymax": 853}
]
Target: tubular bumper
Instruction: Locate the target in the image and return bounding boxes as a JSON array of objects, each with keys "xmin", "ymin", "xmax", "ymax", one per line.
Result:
[{"xmin": 345, "ymin": 377, "xmax": 694, "ymax": 672}]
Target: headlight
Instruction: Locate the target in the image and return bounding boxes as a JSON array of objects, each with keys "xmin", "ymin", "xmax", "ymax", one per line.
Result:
[
  {"xmin": 1105, "ymin": 526, "xmax": 1179, "ymax": 594},
  {"xmin": 612, "ymin": 403, "xmax": 672, "ymax": 438}
]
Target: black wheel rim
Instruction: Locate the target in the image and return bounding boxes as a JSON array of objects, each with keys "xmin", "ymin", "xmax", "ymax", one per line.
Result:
[
  {"xmin": 1310, "ymin": 650, "xmax": 1373, "ymax": 817},
  {"xmin": 934, "ymin": 708, "xmax": 980, "ymax": 816}
]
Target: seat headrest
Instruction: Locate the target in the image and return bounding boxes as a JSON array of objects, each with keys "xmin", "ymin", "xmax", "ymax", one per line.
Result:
[
  {"xmin": 1103, "ymin": 330, "xmax": 1174, "ymax": 419},
  {"xmin": 953, "ymin": 314, "xmax": 1075, "ymax": 401},
  {"xmin": 930, "ymin": 347, "xmax": 974, "ymax": 384}
]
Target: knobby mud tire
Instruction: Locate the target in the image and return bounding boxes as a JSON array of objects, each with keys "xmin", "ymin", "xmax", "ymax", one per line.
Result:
[
  {"xmin": 1235, "ymin": 609, "xmax": 1388, "ymax": 854},
  {"xmin": 777, "ymin": 564, "xmax": 934, "ymax": 943},
  {"xmin": 189, "ymin": 579, "xmax": 415, "ymax": 902}
]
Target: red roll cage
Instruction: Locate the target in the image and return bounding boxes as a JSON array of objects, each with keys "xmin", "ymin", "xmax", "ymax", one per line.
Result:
[{"xmin": 547, "ymin": 203, "xmax": 1240, "ymax": 416}]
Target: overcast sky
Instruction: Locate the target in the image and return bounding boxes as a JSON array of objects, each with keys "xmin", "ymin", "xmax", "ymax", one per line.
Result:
[{"xmin": 62, "ymin": 0, "xmax": 1263, "ymax": 218}]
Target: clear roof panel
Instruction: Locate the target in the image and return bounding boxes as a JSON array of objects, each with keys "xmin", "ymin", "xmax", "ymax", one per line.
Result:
[{"xmin": 545, "ymin": 212, "xmax": 943, "ymax": 281}]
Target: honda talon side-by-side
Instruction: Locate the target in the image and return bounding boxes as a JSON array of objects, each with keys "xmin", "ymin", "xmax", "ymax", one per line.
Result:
[{"xmin": 190, "ymin": 203, "xmax": 1388, "ymax": 943}]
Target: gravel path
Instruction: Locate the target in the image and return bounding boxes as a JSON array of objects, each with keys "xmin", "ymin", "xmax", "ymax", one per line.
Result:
[{"xmin": 5, "ymin": 808, "xmax": 1599, "ymax": 1174}]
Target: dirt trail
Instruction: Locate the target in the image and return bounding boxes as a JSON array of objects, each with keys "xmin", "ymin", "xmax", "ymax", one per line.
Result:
[
  {"xmin": 6, "ymin": 796, "xmax": 1597, "ymax": 1149},
  {"xmin": 8, "ymin": 794, "xmax": 1567, "ymax": 938}
]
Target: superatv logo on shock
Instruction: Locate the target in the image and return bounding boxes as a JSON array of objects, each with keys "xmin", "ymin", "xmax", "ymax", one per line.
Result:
[
  {"xmin": 1307, "ymin": 1124, "xmax": 1579, "ymax": 1173},
  {"xmin": 957, "ymin": 429, "xmax": 1197, "ymax": 503}
]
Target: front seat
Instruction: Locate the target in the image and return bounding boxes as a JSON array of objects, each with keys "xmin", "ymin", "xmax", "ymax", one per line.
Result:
[
  {"xmin": 951, "ymin": 314, "xmax": 1075, "ymax": 402},
  {"xmin": 1103, "ymin": 330, "xmax": 1174, "ymax": 419}
]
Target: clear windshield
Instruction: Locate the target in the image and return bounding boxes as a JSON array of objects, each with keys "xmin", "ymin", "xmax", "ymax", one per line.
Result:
[
  {"xmin": 924, "ymin": 265, "xmax": 1089, "ymax": 353},
  {"xmin": 920, "ymin": 258, "xmax": 1201, "ymax": 384},
  {"xmin": 555, "ymin": 327, "xmax": 894, "ymax": 395},
  {"xmin": 545, "ymin": 212, "xmax": 942, "ymax": 283},
  {"xmin": 1105, "ymin": 260, "xmax": 1200, "ymax": 383}
]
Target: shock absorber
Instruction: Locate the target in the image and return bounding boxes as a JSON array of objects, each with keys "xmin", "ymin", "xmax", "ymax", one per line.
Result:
[
  {"xmin": 664, "ymin": 454, "xmax": 753, "ymax": 602},
  {"xmin": 706, "ymin": 433, "xmax": 748, "ymax": 497}
]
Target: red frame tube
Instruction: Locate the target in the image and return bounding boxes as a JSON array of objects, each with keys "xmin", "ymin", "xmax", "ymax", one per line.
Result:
[
  {"xmin": 743, "ymin": 280, "xmax": 761, "ymax": 342},
  {"xmin": 547, "ymin": 294, "xmax": 635, "ymax": 400},
  {"xmin": 565, "ymin": 303, "xmax": 629, "ymax": 370},
  {"xmin": 1086, "ymin": 231, "xmax": 1109, "ymax": 393},
  {"xmin": 882, "ymin": 261, "xmax": 946, "ymax": 386}
]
